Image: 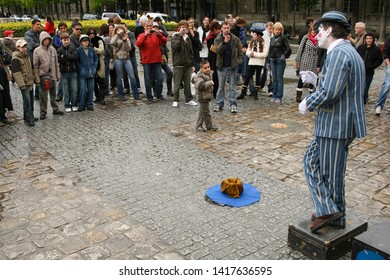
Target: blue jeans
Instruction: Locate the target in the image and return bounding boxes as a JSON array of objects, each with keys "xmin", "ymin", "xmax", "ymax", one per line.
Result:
[
  {"xmin": 61, "ymin": 72, "xmax": 78, "ymax": 108},
  {"xmin": 79, "ymin": 77, "xmax": 94, "ymax": 109},
  {"xmin": 375, "ymin": 65, "xmax": 390, "ymax": 109},
  {"xmin": 270, "ymin": 58, "xmax": 286, "ymax": 100},
  {"xmin": 363, "ymin": 74, "xmax": 374, "ymax": 105},
  {"xmin": 161, "ymin": 63, "xmax": 173, "ymax": 92},
  {"xmin": 56, "ymin": 77, "xmax": 63, "ymax": 99},
  {"xmin": 130, "ymin": 55, "xmax": 141, "ymax": 89},
  {"xmin": 216, "ymin": 67, "xmax": 237, "ymax": 108},
  {"xmin": 20, "ymin": 87, "xmax": 34, "ymax": 121},
  {"xmin": 143, "ymin": 63, "xmax": 163, "ymax": 100},
  {"xmin": 104, "ymin": 57, "xmax": 110, "ymax": 96},
  {"xmin": 114, "ymin": 58, "xmax": 139, "ymax": 100}
]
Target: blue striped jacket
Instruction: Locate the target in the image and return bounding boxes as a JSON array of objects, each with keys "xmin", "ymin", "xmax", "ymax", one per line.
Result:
[{"xmin": 306, "ymin": 40, "xmax": 366, "ymax": 139}]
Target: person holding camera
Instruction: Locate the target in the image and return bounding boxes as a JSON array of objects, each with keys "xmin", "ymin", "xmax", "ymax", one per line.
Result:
[
  {"xmin": 111, "ymin": 25, "xmax": 140, "ymax": 101},
  {"xmin": 136, "ymin": 19, "xmax": 167, "ymax": 103}
]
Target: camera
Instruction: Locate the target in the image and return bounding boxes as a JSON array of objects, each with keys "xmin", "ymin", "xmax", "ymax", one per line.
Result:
[{"xmin": 150, "ymin": 29, "xmax": 155, "ymax": 33}]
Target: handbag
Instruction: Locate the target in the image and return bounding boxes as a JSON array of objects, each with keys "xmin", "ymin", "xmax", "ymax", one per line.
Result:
[{"xmin": 40, "ymin": 74, "xmax": 53, "ymax": 90}]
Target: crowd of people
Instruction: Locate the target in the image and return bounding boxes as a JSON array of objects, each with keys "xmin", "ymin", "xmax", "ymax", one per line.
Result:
[{"xmin": 0, "ymin": 13, "xmax": 389, "ymax": 129}]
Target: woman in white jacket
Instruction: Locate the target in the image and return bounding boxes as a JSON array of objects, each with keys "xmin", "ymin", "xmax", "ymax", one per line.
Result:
[{"xmin": 237, "ymin": 30, "xmax": 268, "ymax": 100}]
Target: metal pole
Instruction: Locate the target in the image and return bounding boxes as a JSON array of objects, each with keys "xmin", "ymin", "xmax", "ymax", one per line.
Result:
[{"xmin": 293, "ymin": 0, "xmax": 296, "ymax": 37}]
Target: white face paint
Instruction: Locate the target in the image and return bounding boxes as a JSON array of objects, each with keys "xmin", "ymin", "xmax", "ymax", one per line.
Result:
[{"xmin": 316, "ymin": 25, "xmax": 332, "ymax": 49}]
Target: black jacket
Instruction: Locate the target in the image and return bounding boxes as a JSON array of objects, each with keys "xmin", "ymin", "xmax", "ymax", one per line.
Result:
[
  {"xmin": 57, "ymin": 45, "xmax": 78, "ymax": 73},
  {"xmin": 357, "ymin": 43, "xmax": 383, "ymax": 76},
  {"xmin": 269, "ymin": 35, "xmax": 291, "ymax": 60}
]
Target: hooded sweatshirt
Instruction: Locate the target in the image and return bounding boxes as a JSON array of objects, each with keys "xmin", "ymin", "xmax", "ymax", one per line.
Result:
[{"xmin": 33, "ymin": 31, "xmax": 60, "ymax": 82}]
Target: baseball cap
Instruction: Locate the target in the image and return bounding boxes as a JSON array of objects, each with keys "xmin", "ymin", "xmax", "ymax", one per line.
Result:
[
  {"xmin": 16, "ymin": 39, "xmax": 28, "ymax": 48},
  {"xmin": 4, "ymin": 30, "xmax": 15, "ymax": 37},
  {"xmin": 152, "ymin": 22, "xmax": 159, "ymax": 27}
]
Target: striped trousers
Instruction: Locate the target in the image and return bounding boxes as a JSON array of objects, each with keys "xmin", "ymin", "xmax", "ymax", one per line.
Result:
[{"xmin": 303, "ymin": 136, "xmax": 355, "ymax": 223}]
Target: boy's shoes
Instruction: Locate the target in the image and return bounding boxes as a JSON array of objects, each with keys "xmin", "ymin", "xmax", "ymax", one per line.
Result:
[
  {"xmin": 77, "ymin": 107, "xmax": 85, "ymax": 112},
  {"xmin": 375, "ymin": 106, "xmax": 381, "ymax": 116},
  {"xmin": 196, "ymin": 127, "xmax": 206, "ymax": 132},
  {"xmin": 87, "ymin": 107, "xmax": 94, "ymax": 111},
  {"xmin": 53, "ymin": 110, "xmax": 64, "ymax": 115},
  {"xmin": 65, "ymin": 108, "xmax": 72, "ymax": 113},
  {"xmin": 172, "ymin": 101, "xmax": 178, "ymax": 107},
  {"xmin": 230, "ymin": 105, "xmax": 237, "ymax": 113},
  {"xmin": 40, "ymin": 113, "xmax": 46, "ymax": 120},
  {"xmin": 185, "ymin": 100, "xmax": 198, "ymax": 106},
  {"xmin": 213, "ymin": 106, "xmax": 222, "ymax": 112},
  {"xmin": 72, "ymin": 106, "xmax": 78, "ymax": 112},
  {"xmin": 207, "ymin": 126, "xmax": 219, "ymax": 131}
]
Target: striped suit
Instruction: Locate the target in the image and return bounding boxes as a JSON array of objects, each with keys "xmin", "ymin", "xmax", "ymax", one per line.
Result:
[{"xmin": 303, "ymin": 40, "xmax": 366, "ymax": 224}]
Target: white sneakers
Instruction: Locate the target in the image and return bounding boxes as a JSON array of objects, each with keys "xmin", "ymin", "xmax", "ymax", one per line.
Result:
[
  {"xmin": 72, "ymin": 106, "xmax": 78, "ymax": 112},
  {"xmin": 375, "ymin": 106, "xmax": 381, "ymax": 116},
  {"xmin": 65, "ymin": 108, "xmax": 72, "ymax": 113},
  {"xmin": 185, "ymin": 100, "xmax": 198, "ymax": 106},
  {"xmin": 172, "ymin": 100, "xmax": 198, "ymax": 107}
]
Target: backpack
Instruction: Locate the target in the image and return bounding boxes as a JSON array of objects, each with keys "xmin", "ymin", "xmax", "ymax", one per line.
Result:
[{"xmin": 102, "ymin": 38, "xmax": 113, "ymax": 58}]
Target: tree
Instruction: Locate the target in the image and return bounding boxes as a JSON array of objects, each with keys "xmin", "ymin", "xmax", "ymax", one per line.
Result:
[
  {"xmin": 300, "ymin": 0, "xmax": 319, "ymax": 17},
  {"xmin": 379, "ymin": 0, "xmax": 388, "ymax": 42}
]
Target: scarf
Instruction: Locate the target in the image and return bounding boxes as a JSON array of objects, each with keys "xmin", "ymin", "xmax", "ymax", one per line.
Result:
[{"xmin": 309, "ymin": 34, "xmax": 317, "ymax": 46}]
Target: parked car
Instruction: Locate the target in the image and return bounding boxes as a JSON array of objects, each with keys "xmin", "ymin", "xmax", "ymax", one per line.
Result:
[
  {"xmin": 21, "ymin": 15, "xmax": 32, "ymax": 22},
  {"xmin": 145, "ymin": 12, "xmax": 175, "ymax": 23},
  {"xmin": 101, "ymin": 12, "xmax": 121, "ymax": 21},
  {"xmin": 249, "ymin": 21, "xmax": 266, "ymax": 33},
  {"xmin": 10, "ymin": 14, "xmax": 22, "ymax": 22},
  {"xmin": 32, "ymin": 15, "xmax": 45, "ymax": 21},
  {"xmin": 83, "ymin": 13, "xmax": 100, "ymax": 20}
]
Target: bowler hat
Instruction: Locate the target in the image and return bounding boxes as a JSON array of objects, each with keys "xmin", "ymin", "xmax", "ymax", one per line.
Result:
[{"xmin": 314, "ymin": 11, "xmax": 351, "ymax": 33}]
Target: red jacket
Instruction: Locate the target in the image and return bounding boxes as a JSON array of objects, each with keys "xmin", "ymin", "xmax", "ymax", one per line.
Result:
[
  {"xmin": 135, "ymin": 32, "xmax": 167, "ymax": 64},
  {"xmin": 44, "ymin": 22, "xmax": 55, "ymax": 36}
]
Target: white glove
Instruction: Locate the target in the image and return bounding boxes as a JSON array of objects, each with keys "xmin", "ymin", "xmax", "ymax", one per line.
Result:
[
  {"xmin": 299, "ymin": 98, "xmax": 308, "ymax": 116},
  {"xmin": 300, "ymin": 71, "xmax": 318, "ymax": 85}
]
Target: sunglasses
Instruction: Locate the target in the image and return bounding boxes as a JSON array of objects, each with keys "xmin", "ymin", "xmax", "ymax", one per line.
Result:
[
  {"xmin": 88, "ymin": 33, "xmax": 95, "ymax": 35},
  {"xmin": 75, "ymin": 28, "xmax": 82, "ymax": 31}
]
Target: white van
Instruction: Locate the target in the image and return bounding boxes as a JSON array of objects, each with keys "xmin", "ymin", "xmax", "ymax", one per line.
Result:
[
  {"xmin": 101, "ymin": 12, "xmax": 122, "ymax": 21},
  {"xmin": 145, "ymin": 12, "xmax": 175, "ymax": 23}
]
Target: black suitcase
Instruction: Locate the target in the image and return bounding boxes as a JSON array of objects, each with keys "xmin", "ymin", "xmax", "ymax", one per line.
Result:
[
  {"xmin": 288, "ymin": 215, "xmax": 368, "ymax": 260},
  {"xmin": 351, "ymin": 221, "xmax": 390, "ymax": 260}
]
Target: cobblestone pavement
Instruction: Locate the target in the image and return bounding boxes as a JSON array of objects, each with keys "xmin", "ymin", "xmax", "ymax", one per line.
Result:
[{"xmin": 0, "ymin": 53, "xmax": 389, "ymax": 260}]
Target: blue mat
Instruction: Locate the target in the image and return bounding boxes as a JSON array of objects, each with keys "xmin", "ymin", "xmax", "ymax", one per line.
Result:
[{"xmin": 205, "ymin": 183, "xmax": 261, "ymax": 207}]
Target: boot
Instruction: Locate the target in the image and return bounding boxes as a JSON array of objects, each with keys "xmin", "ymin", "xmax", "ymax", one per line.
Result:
[
  {"xmin": 254, "ymin": 86, "xmax": 260, "ymax": 100},
  {"xmin": 237, "ymin": 86, "xmax": 247, "ymax": 100},
  {"xmin": 100, "ymin": 91, "xmax": 106, "ymax": 105},
  {"xmin": 296, "ymin": 89, "xmax": 303, "ymax": 103}
]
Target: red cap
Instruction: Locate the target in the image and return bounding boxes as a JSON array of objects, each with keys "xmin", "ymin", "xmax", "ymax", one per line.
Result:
[{"xmin": 4, "ymin": 30, "xmax": 15, "ymax": 37}]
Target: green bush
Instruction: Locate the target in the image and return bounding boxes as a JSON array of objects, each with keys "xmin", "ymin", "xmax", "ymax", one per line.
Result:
[{"xmin": 0, "ymin": 19, "xmax": 178, "ymax": 37}]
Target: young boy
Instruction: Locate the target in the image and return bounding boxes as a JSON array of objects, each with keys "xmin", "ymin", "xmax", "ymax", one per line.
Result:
[
  {"xmin": 76, "ymin": 34, "xmax": 98, "ymax": 111},
  {"xmin": 192, "ymin": 60, "xmax": 218, "ymax": 132},
  {"xmin": 57, "ymin": 32, "xmax": 78, "ymax": 112},
  {"xmin": 11, "ymin": 39, "xmax": 36, "ymax": 126},
  {"xmin": 237, "ymin": 43, "xmax": 255, "ymax": 99},
  {"xmin": 33, "ymin": 31, "xmax": 63, "ymax": 120}
]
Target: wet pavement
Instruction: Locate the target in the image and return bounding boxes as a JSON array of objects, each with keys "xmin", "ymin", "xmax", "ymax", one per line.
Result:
[{"xmin": 0, "ymin": 52, "xmax": 389, "ymax": 260}]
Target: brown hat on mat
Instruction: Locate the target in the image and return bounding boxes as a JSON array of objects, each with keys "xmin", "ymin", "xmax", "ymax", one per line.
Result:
[{"xmin": 221, "ymin": 178, "xmax": 243, "ymax": 198}]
